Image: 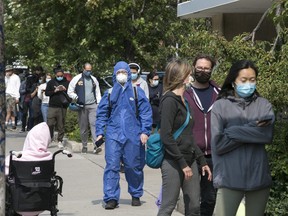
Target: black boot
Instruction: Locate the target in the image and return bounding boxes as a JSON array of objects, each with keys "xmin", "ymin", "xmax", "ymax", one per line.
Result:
[
  {"xmin": 105, "ymin": 200, "xmax": 118, "ymax": 210},
  {"xmin": 131, "ymin": 197, "xmax": 141, "ymax": 206}
]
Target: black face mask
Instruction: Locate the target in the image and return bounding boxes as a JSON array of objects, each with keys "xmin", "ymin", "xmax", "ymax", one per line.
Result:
[{"xmin": 194, "ymin": 70, "xmax": 211, "ymax": 84}]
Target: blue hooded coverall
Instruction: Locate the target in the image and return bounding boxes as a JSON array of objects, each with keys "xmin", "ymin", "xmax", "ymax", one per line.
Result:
[{"xmin": 96, "ymin": 61, "xmax": 152, "ymax": 203}]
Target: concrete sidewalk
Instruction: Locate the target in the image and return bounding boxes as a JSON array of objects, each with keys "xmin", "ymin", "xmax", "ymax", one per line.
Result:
[{"xmin": 6, "ymin": 130, "xmax": 183, "ymax": 216}]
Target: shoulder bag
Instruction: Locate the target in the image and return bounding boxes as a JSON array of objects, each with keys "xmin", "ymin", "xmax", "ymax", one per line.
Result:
[{"xmin": 146, "ymin": 100, "xmax": 190, "ymax": 169}]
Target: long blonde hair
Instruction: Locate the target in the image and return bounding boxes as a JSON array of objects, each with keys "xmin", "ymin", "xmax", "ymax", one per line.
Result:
[{"xmin": 163, "ymin": 59, "xmax": 192, "ymax": 93}]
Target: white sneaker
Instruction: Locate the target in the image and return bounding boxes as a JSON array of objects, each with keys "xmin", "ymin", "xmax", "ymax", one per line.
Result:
[{"xmin": 58, "ymin": 141, "xmax": 64, "ymax": 149}]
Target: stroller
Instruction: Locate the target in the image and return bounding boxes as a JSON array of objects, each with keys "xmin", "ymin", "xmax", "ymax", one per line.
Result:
[{"xmin": 6, "ymin": 149, "xmax": 72, "ymax": 216}]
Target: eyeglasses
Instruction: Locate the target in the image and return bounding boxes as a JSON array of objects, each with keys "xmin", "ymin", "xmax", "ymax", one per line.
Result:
[{"xmin": 195, "ymin": 67, "xmax": 212, "ymax": 73}]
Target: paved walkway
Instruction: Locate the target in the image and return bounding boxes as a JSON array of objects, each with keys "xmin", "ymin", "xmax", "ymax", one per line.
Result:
[{"xmin": 6, "ymin": 130, "xmax": 183, "ymax": 216}]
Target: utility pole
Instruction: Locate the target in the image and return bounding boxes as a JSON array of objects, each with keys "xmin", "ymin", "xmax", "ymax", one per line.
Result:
[{"xmin": 0, "ymin": 0, "xmax": 5, "ymax": 215}]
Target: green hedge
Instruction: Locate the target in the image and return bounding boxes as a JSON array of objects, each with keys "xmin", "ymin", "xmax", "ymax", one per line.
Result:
[{"xmin": 65, "ymin": 110, "xmax": 81, "ymax": 143}]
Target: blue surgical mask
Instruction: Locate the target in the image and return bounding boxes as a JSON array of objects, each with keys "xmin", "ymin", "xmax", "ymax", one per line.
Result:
[
  {"xmin": 235, "ymin": 83, "xmax": 256, "ymax": 98},
  {"xmin": 46, "ymin": 78, "xmax": 51, "ymax": 83},
  {"xmin": 39, "ymin": 80, "xmax": 42, "ymax": 83},
  {"xmin": 83, "ymin": 70, "xmax": 91, "ymax": 77},
  {"xmin": 131, "ymin": 73, "xmax": 138, "ymax": 80},
  {"xmin": 56, "ymin": 77, "xmax": 63, "ymax": 81}
]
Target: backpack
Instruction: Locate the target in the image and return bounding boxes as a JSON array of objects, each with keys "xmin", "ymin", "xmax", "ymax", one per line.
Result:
[{"xmin": 107, "ymin": 86, "xmax": 138, "ymax": 117}]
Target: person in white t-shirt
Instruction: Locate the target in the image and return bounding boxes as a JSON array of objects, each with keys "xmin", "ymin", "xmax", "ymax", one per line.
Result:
[
  {"xmin": 129, "ymin": 63, "xmax": 149, "ymax": 99},
  {"xmin": 5, "ymin": 65, "xmax": 21, "ymax": 130}
]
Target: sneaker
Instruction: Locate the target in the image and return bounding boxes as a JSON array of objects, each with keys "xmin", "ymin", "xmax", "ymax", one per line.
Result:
[
  {"xmin": 105, "ymin": 200, "xmax": 118, "ymax": 210},
  {"xmin": 11, "ymin": 126, "xmax": 17, "ymax": 131},
  {"xmin": 82, "ymin": 147, "xmax": 87, "ymax": 154},
  {"xmin": 19, "ymin": 129, "xmax": 25, "ymax": 133},
  {"xmin": 58, "ymin": 141, "xmax": 64, "ymax": 149},
  {"xmin": 93, "ymin": 146, "xmax": 102, "ymax": 154},
  {"xmin": 131, "ymin": 197, "xmax": 141, "ymax": 206}
]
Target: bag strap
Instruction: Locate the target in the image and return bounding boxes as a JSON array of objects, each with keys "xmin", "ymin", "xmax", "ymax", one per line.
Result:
[
  {"xmin": 173, "ymin": 100, "xmax": 190, "ymax": 139},
  {"xmin": 154, "ymin": 100, "xmax": 190, "ymax": 137},
  {"xmin": 133, "ymin": 86, "xmax": 139, "ymax": 118}
]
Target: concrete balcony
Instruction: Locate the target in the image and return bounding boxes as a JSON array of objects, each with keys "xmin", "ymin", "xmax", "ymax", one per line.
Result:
[
  {"xmin": 177, "ymin": 0, "xmax": 272, "ymax": 18},
  {"xmin": 177, "ymin": 0, "xmax": 276, "ymax": 41}
]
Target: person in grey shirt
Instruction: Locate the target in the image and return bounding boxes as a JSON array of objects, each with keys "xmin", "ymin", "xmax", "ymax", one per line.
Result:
[
  {"xmin": 68, "ymin": 63, "xmax": 102, "ymax": 154},
  {"xmin": 211, "ymin": 60, "xmax": 275, "ymax": 216}
]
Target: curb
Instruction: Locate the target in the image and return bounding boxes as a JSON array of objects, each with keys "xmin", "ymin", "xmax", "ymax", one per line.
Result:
[{"xmin": 65, "ymin": 140, "xmax": 95, "ymax": 153}]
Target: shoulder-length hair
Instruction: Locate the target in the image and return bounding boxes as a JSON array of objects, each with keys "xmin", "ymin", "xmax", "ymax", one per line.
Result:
[
  {"xmin": 163, "ymin": 59, "xmax": 191, "ymax": 93},
  {"xmin": 218, "ymin": 60, "xmax": 260, "ymax": 99}
]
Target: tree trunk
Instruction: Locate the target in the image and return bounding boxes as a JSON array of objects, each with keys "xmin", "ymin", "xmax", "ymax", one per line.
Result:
[{"xmin": 0, "ymin": 0, "xmax": 5, "ymax": 215}]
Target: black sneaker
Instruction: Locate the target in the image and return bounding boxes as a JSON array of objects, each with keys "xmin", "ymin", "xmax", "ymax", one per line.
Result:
[
  {"xmin": 82, "ymin": 147, "xmax": 87, "ymax": 154},
  {"xmin": 131, "ymin": 197, "xmax": 141, "ymax": 206},
  {"xmin": 11, "ymin": 126, "xmax": 17, "ymax": 130},
  {"xmin": 93, "ymin": 146, "xmax": 102, "ymax": 154},
  {"xmin": 19, "ymin": 129, "xmax": 25, "ymax": 133},
  {"xmin": 105, "ymin": 200, "xmax": 118, "ymax": 210}
]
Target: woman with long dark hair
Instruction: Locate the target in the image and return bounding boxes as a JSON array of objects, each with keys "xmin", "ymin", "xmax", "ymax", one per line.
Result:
[{"xmin": 211, "ymin": 60, "xmax": 275, "ymax": 216}]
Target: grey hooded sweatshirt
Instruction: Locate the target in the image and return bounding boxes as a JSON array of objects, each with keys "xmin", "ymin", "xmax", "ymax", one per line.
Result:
[{"xmin": 211, "ymin": 95, "xmax": 274, "ymax": 190}]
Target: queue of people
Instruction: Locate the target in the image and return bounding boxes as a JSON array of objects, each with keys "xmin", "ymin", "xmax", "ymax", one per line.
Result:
[{"xmin": 4, "ymin": 56, "xmax": 275, "ymax": 216}]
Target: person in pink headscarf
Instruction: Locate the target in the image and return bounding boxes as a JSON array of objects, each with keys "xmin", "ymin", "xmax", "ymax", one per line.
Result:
[{"xmin": 6, "ymin": 122, "xmax": 53, "ymax": 216}]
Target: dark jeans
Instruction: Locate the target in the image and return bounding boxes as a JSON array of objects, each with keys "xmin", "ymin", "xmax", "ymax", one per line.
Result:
[
  {"xmin": 47, "ymin": 107, "xmax": 67, "ymax": 142},
  {"xmin": 200, "ymin": 157, "xmax": 216, "ymax": 216},
  {"xmin": 21, "ymin": 99, "xmax": 34, "ymax": 131}
]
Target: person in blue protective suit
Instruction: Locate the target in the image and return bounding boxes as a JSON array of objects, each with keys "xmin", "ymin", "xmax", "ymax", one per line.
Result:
[{"xmin": 95, "ymin": 61, "xmax": 152, "ymax": 210}]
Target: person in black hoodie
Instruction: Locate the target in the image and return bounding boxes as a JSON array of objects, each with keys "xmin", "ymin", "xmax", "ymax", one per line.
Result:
[
  {"xmin": 20, "ymin": 66, "xmax": 43, "ymax": 132},
  {"xmin": 157, "ymin": 59, "xmax": 211, "ymax": 216},
  {"xmin": 45, "ymin": 68, "xmax": 70, "ymax": 149},
  {"xmin": 147, "ymin": 71, "xmax": 163, "ymax": 130}
]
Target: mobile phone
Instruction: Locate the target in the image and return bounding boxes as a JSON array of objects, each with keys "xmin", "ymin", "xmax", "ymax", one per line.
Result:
[
  {"xmin": 258, "ymin": 118, "xmax": 272, "ymax": 123},
  {"xmin": 95, "ymin": 138, "xmax": 105, "ymax": 147}
]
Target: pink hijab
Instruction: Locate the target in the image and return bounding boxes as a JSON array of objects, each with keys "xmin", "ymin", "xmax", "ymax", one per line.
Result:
[{"xmin": 6, "ymin": 122, "xmax": 53, "ymax": 174}]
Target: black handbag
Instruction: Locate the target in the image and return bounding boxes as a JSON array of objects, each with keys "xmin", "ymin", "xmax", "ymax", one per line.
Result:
[{"xmin": 60, "ymin": 92, "xmax": 72, "ymax": 107}]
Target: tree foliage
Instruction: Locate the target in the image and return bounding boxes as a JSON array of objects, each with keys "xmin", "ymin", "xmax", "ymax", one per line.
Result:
[{"xmin": 4, "ymin": 0, "xmax": 288, "ymax": 214}]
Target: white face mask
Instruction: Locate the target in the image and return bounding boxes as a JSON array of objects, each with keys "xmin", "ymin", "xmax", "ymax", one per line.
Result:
[
  {"xmin": 152, "ymin": 80, "xmax": 159, "ymax": 87},
  {"xmin": 116, "ymin": 73, "xmax": 128, "ymax": 84}
]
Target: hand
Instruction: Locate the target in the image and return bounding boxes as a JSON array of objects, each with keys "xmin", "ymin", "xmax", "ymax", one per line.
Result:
[
  {"xmin": 96, "ymin": 135, "xmax": 103, "ymax": 142},
  {"xmin": 140, "ymin": 133, "xmax": 148, "ymax": 145},
  {"xmin": 58, "ymin": 85, "xmax": 66, "ymax": 91},
  {"xmin": 54, "ymin": 86, "xmax": 60, "ymax": 92},
  {"xmin": 182, "ymin": 166, "xmax": 193, "ymax": 180},
  {"xmin": 257, "ymin": 119, "xmax": 272, "ymax": 127},
  {"xmin": 202, "ymin": 165, "xmax": 212, "ymax": 181}
]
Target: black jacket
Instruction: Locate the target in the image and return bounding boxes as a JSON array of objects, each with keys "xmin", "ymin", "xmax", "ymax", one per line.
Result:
[
  {"xmin": 159, "ymin": 91, "xmax": 206, "ymax": 169},
  {"xmin": 45, "ymin": 77, "xmax": 70, "ymax": 108}
]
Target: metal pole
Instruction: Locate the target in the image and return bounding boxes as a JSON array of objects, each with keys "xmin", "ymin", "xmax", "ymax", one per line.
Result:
[{"xmin": 0, "ymin": 0, "xmax": 5, "ymax": 215}]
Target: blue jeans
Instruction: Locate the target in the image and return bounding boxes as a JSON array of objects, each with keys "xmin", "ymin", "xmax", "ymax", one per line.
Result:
[{"xmin": 41, "ymin": 103, "xmax": 49, "ymax": 122}]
